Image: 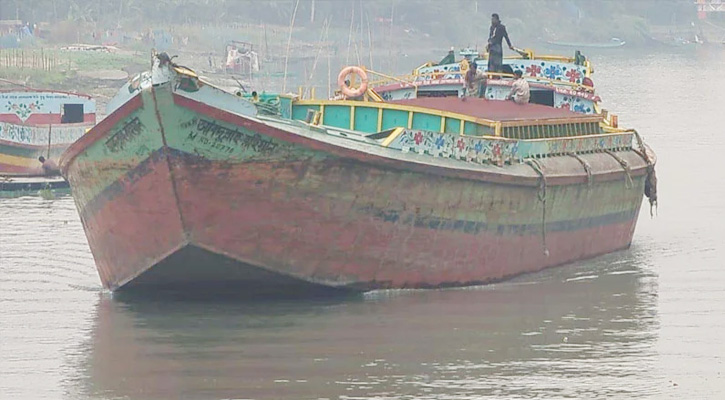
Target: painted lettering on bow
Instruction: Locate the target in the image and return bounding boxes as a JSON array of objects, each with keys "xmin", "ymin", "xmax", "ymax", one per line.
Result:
[
  {"xmin": 105, "ymin": 117, "xmax": 144, "ymax": 153},
  {"xmin": 186, "ymin": 118, "xmax": 279, "ymax": 155},
  {"xmin": 180, "ymin": 117, "xmax": 198, "ymax": 129}
]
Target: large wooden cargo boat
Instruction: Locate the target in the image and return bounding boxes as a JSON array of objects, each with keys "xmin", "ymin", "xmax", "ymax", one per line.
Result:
[{"xmin": 60, "ymin": 55, "xmax": 656, "ymax": 294}]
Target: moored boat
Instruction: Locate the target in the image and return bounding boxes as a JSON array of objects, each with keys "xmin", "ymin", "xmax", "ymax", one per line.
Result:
[
  {"xmin": 61, "ymin": 54, "xmax": 657, "ymax": 295},
  {"xmin": 0, "ymin": 85, "xmax": 96, "ymax": 176},
  {"xmin": 545, "ymin": 38, "xmax": 627, "ymax": 49},
  {"xmin": 370, "ymin": 48, "xmax": 601, "ymax": 115}
]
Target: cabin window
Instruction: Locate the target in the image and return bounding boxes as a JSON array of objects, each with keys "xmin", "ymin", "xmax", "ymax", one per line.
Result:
[
  {"xmin": 529, "ymin": 90, "xmax": 555, "ymax": 108},
  {"xmin": 61, "ymin": 104, "xmax": 84, "ymax": 124}
]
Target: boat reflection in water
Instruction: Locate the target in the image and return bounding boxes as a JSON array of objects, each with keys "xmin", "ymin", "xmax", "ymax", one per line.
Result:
[{"xmin": 72, "ymin": 250, "xmax": 659, "ymax": 400}]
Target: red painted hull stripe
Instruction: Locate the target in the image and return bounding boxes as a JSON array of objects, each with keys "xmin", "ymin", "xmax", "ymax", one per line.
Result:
[
  {"xmin": 80, "ymin": 147, "xmax": 639, "ymax": 235},
  {"xmin": 0, "ymin": 114, "xmax": 96, "ymax": 125}
]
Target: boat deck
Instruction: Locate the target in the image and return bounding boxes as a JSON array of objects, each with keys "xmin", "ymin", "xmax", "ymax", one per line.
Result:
[{"xmin": 391, "ymin": 97, "xmax": 588, "ymax": 122}]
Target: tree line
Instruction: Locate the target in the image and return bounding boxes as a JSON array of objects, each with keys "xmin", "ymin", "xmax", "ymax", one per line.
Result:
[{"xmin": 0, "ymin": 0, "xmax": 698, "ymax": 27}]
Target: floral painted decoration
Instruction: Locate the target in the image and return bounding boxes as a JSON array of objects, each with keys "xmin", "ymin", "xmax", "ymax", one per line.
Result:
[
  {"xmin": 544, "ymin": 65, "xmax": 563, "ymax": 80},
  {"xmin": 5, "ymin": 100, "xmax": 43, "ymax": 121},
  {"xmin": 565, "ymin": 69, "xmax": 582, "ymax": 83},
  {"xmin": 526, "ymin": 65, "xmax": 542, "ymax": 77}
]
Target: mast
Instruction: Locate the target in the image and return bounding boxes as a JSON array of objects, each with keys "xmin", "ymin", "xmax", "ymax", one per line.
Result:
[
  {"xmin": 367, "ymin": 7, "xmax": 374, "ymax": 69},
  {"xmin": 389, "ymin": 2, "xmax": 395, "ymax": 72},
  {"xmin": 282, "ymin": 0, "xmax": 300, "ymax": 93},
  {"xmin": 346, "ymin": 5, "xmax": 355, "ymax": 65}
]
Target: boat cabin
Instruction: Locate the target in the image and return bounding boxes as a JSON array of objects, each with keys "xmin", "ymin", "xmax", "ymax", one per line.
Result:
[
  {"xmin": 370, "ymin": 48, "xmax": 599, "ymax": 115},
  {"xmin": 277, "ymin": 94, "xmax": 630, "ymax": 165},
  {"xmin": 282, "ymin": 96, "xmax": 603, "ymax": 139},
  {"xmin": 0, "ymin": 89, "xmax": 96, "ymax": 125}
]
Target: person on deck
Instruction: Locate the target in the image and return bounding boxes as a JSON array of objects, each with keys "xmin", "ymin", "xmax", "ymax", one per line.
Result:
[
  {"xmin": 462, "ymin": 61, "xmax": 487, "ymax": 99},
  {"xmin": 506, "ymin": 70, "xmax": 530, "ymax": 105},
  {"xmin": 486, "ymin": 13, "xmax": 514, "ymax": 73},
  {"xmin": 38, "ymin": 156, "xmax": 59, "ymax": 176}
]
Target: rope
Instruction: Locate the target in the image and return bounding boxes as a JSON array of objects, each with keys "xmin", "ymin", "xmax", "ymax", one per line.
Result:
[
  {"xmin": 631, "ymin": 130, "xmax": 658, "ymax": 217},
  {"xmin": 605, "ymin": 150, "xmax": 633, "ymax": 189},
  {"xmin": 632, "ymin": 129, "xmax": 652, "ymax": 166},
  {"xmin": 568, "ymin": 152, "xmax": 593, "ymax": 187},
  {"xmin": 525, "ymin": 158, "xmax": 549, "ymax": 257}
]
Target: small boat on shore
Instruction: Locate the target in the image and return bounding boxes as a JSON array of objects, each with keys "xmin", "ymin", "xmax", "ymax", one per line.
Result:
[
  {"xmin": 0, "ymin": 83, "xmax": 96, "ymax": 176},
  {"xmin": 545, "ymin": 38, "xmax": 626, "ymax": 49},
  {"xmin": 0, "ymin": 176, "xmax": 69, "ymax": 197},
  {"xmin": 61, "ymin": 54, "xmax": 657, "ymax": 295},
  {"xmin": 370, "ymin": 48, "xmax": 601, "ymax": 115}
]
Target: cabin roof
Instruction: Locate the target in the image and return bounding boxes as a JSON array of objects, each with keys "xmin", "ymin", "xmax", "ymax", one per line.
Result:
[{"xmin": 391, "ymin": 97, "xmax": 593, "ymax": 122}]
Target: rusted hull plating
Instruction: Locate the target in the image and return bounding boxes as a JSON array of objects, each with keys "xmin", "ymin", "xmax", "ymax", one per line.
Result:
[{"xmin": 61, "ymin": 84, "xmax": 649, "ymax": 293}]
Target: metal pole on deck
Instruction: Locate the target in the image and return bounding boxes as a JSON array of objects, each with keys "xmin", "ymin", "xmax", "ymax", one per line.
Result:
[{"xmin": 47, "ymin": 124, "xmax": 52, "ymax": 159}]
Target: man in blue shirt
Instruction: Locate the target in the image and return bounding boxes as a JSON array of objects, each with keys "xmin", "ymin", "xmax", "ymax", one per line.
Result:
[{"xmin": 486, "ymin": 13, "xmax": 514, "ymax": 74}]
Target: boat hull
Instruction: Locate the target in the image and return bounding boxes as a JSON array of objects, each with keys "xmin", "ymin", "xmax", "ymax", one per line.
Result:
[
  {"xmin": 62, "ymin": 84, "xmax": 649, "ymax": 293},
  {"xmin": 0, "ymin": 89, "xmax": 95, "ymax": 176},
  {"xmin": 0, "ymin": 122, "xmax": 91, "ymax": 176}
]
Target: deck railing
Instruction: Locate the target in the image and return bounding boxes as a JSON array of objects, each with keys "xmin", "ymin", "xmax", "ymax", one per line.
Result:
[
  {"xmin": 285, "ymin": 97, "xmax": 607, "ymax": 141},
  {"xmin": 277, "ymin": 95, "xmax": 636, "ymax": 166},
  {"xmin": 367, "ymin": 68, "xmax": 595, "ymax": 93}
]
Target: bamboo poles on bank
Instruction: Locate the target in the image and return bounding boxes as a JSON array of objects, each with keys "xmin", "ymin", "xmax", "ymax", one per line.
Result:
[{"xmin": 0, "ymin": 49, "xmax": 60, "ymax": 71}]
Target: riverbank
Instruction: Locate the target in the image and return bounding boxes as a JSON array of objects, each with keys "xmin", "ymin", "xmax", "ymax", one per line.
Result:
[{"xmin": 2, "ymin": 14, "xmax": 721, "ymax": 115}]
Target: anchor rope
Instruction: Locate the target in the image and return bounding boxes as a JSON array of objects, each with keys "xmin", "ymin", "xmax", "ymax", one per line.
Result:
[
  {"xmin": 568, "ymin": 152, "xmax": 593, "ymax": 187},
  {"xmin": 525, "ymin": 158, "xmax": 549, "ymax": 257},
  {"xmin": 632, "ymin": 130, "xmax": 658, "ymax": 217},
  {"xmin": 604, "ymin": 150, "xmax": 634, "ymax": 189},
  {"xmin": 632, "ymin": 129, "xmax": 652, "ymax": 165}
]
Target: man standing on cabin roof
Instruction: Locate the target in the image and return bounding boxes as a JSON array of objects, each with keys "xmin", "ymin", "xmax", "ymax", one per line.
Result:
[
  {"xmin": 486, "ymin": 13, "xmax": 514, "ymax": 74},
  {"xmin": 506, "ymin": 70, "xmax": 530, "ymax": 105}
]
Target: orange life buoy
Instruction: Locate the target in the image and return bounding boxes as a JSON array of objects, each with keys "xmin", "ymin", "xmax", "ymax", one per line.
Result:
[
  {"xmin": 460, "ymin": 59, "xmax": 469, "ymax": 73},
  {"xmin": 337, "ymin": 66, "xmax": 368, "ymax": 98}
]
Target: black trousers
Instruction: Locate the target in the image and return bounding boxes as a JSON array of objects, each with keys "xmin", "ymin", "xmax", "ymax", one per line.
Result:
[{"xmin": 488, "ymin": 50, "xmax": 503, "ymax": 73}]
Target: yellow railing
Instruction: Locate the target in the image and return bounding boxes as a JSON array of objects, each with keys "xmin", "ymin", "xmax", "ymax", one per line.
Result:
[
  {"xmin": 449, "ymin": 48, "xmax": 593, "ymax": 75},
  {"xmin": 292, "ymin": 98, "xmax": 605, "ymax": 139}
]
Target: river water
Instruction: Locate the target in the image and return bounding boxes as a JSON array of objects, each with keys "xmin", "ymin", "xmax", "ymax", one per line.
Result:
[{"xmin": 1, "ymin": 49, "xmax": 724, "ymax": 399}]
